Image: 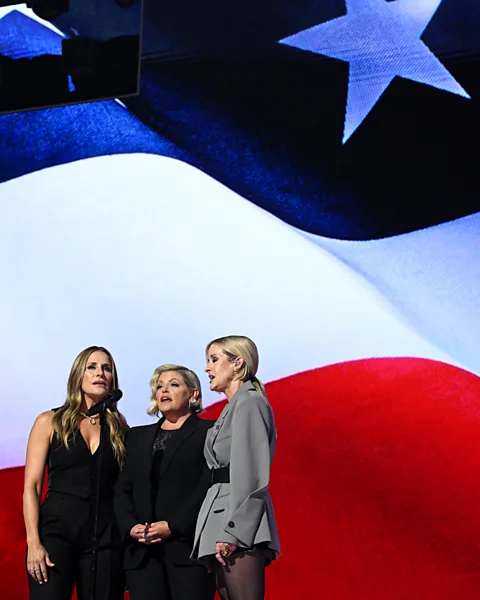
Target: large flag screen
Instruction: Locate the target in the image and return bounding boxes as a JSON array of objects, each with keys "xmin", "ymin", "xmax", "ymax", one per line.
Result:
[{"xmin": 1, "ymin": 1, "xmax": 479, "ymax": 598}]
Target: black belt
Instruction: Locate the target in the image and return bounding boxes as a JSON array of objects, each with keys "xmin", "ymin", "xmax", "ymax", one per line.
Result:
[{"xmin": 211, "ymin": 466, "xmax": 230, "ymax": 485}]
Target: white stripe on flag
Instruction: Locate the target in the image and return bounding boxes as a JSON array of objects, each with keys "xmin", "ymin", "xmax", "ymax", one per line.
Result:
[{"xmin": 0, "ymin": 153, "xmax": 470, "ymax": 467}]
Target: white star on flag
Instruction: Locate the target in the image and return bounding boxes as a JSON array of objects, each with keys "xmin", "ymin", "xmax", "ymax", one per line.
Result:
[
  {"xmin": 279, "ymin": 0, "xmax": 471, "ymax": 143},
  {"xmin": 0, "ymin": 5, "xmax": 63, "ymax": 33}
]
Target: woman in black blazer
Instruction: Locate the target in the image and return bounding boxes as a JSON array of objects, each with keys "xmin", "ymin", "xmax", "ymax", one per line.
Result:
[{"xmin": 113, "ymin": 364, "xmax": 216, "ymax": 600}]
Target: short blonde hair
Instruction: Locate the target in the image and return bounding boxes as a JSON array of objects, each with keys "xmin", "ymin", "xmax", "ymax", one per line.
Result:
[
  {"xmin": 206, "ymin": 335, "xmax": 267, "ymax": 398},
  {"xmin": 147, "ymin": 364, "xmax": 203, "ymax": 417}
]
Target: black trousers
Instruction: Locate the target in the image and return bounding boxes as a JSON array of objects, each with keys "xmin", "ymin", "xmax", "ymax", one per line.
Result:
[
  {"xmin": 126, "ymin": 548, "xmax": 215, "ymax": 600},
  {"xmin": 28, "ymin": 493, "xmax": 124, "ymax": 600}
]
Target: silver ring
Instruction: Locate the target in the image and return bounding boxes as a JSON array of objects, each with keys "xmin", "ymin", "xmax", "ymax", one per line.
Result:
[{"xmin": 142, "ymin": 531, "xmax": 148, "ymax": 539}]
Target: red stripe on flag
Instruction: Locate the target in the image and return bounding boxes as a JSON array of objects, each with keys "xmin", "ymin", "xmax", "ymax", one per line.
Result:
[{"xmin": 2, "ymin": 357, "xmax": 480, "ymax": 599}]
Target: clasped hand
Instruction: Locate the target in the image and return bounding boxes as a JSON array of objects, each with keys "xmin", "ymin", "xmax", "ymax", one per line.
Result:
[{"xmin": 130, "ymin": 521, "xmax": 172, "ymax": 544}]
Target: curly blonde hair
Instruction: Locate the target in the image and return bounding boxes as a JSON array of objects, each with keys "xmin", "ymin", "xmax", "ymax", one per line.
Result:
[{"xmin": 147, "ymin": 364, "xmax": 203, "ymax": 418}]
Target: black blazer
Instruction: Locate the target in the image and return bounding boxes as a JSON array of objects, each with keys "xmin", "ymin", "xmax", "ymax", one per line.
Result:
[{"xmin": 113, "ymin": 413, "xmax": 214, "ymax": 569}]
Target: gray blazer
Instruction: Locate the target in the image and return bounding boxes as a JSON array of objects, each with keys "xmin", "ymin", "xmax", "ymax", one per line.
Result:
[{"xmin": 192, "ymin": 380, "xmax": 281, "ymax": 564}]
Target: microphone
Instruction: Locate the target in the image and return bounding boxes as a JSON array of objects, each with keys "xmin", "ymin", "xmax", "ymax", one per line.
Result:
[{"xmin": 85, "ymin": 388, "xmax": 123, "ymax": 417}]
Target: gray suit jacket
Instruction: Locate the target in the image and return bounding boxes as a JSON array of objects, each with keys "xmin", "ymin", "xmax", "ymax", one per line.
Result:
[{"xmin": 192, "ymin": 380, "xmax": 280, "ymax": 564}]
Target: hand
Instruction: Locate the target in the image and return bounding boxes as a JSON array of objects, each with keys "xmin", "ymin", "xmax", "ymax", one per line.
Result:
[
  {"xmin": 215, "ymin": 542, "xmax": 237, "ymax": 566},
  {"xmin": 140, "ymin": 520, "xmax": 172, "ymax": 545},
  {"xmin": 27, "ymin": 542, "xmax": 55, "ymax": 584},
  {"xmin": 130, "ymin": 523, "xmax": 151, "ymax": 542}
]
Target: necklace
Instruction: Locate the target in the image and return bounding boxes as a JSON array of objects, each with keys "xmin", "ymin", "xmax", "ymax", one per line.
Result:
[{"xmin": 80, "ymin": 411, "xmax": 98, "ymax": 425}]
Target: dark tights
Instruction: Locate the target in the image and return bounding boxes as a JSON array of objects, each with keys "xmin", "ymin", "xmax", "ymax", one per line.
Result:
[{"xmin": 213, "ymin": 549, "xmax": 266, "ymax": 600}]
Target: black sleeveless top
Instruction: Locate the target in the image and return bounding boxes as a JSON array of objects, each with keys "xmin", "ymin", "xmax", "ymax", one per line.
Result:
[{"xmin": 47, "ymin": 409, "xmax": 120, "ymax": 502}]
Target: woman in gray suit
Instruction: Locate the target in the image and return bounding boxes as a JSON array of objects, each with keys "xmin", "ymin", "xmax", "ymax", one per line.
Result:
[{"xmin": 192, "ymin": 335, "xmax": 280, "ymax": 600}]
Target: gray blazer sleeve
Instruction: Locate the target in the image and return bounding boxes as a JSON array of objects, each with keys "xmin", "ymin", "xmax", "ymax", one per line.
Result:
[{"xmin": 220, "ymin": 393, "xmax": 272, "ymax": 547}]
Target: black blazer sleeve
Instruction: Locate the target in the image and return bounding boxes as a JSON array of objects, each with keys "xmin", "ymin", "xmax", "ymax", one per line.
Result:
[
  {"xmin": 113, "ymin": 430, "xmax": 138, "ymax": 543},
  {"xmin": 168, "ymin": 460, "xmax": 211, "ymax": 539},
  {"xmin": 167, "ymin": 421, "xmax": 214, "ymax": 540}
]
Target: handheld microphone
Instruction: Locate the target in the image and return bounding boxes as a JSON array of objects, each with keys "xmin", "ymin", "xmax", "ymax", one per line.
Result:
[{"xmin": 85, "ymin": 388, "xmax": 123, "ymax": 417}]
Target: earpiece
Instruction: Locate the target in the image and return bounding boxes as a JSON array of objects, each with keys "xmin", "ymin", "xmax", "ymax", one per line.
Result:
[{"xmin": 235, "ymin": 361, "xmax": 240, "ymax": 366}]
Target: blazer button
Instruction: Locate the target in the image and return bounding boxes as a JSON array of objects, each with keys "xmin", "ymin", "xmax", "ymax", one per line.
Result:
[{"xmin": 228, "ymin": 521, "xmax": 235, "ymax": 528}]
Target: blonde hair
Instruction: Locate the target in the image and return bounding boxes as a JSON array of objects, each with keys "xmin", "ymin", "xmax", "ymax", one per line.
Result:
[
  {"xmin": 206, "ymin": 335, "xmax": 267, "ymax": 397},
  {"xmin": 51, "ymin": 346, "xmax": 128, "ymax": 468},
  {"xmin": 147, "ymin": 364, "xmax": 203, "ymax": 417}
]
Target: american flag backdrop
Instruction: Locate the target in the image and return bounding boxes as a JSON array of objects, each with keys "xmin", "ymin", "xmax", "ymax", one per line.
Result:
[{"xmin": 0, "ymin": 1, "xmax": 479, "ymax": 598}]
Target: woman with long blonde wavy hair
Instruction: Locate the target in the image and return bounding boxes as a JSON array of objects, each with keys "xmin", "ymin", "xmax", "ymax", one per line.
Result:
[{"xmin": 23, "ymin": 345, "xmax": 128, "ymax": 600}]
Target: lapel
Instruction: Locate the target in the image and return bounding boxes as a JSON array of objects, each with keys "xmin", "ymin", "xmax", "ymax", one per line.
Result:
[
  {"xmin": 205, "ymin": 404, "xmax": 230, "ymax": 468},
  {"xmin": 139, "ymin": 422, "xmax": 160, "ymax": 482},
  {"xmin": 209, "ymin": 403, "xmax": 231, "ymax": 447},
  {"xmin": 158, "ymin": 413, "xmax": 201, "ymax": 480},
  {"xmin": 206, "ymin": 380, "xmax": 256, "ymax": 464}
]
